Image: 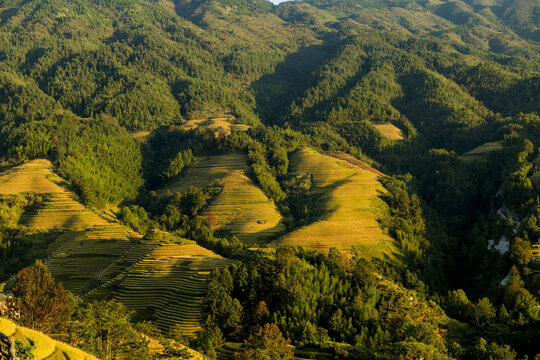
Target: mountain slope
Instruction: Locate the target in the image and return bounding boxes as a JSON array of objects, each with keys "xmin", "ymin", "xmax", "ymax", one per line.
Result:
[
  {"xmin": 0, "ymin": 317, "xmax": 98, "ymax": 360},
  {"xmin": 276, "ymin": 148, "xmax": 395, "ymax": 256}
]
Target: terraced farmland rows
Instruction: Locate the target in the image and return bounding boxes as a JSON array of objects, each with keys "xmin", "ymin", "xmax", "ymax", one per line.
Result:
[
  {"xmin": 0, "ymin": 159, "xmax": 144, "ymax": 296},
  {"xmin": 373, "ymin": 123, "xmax": 405, "ymax": 141},
  {"xmin": 20, "ymin": 192, "xmax": 111, "ymax": 229},
  {"xmin": 0, "ymin": 159, "xmax": 240, "ymax": 335},
  {"xmin": 216, "ymin": 343, "xmax": 242, "ymax": 360},
  {"xmin": 44, "ymin": 225, "xmax": 141, "ymax": 295},
  {"xmin": 85, "ymin": 243, "xmax": 162, "ymax": 300},
  {"xmin": 114, "ymin": 244, "xmax": 236, "ymax": 335},
  {"xmin": 181, "ymin": 117, "xmax": 250, "ymax": 136},
  {"xmin": 0, "ymin": 159, "xmax": 65, "ymax": 194},
  {"xmin": 275, "ymin": 148, "xmax": 395, "ymax": 257},
  {"xmin": 161, "ymin": 154, "xmax": 286, "ymax": 244},
  {"xmin": 461, "ymin": 141, "xmax": 504, "ymax": 161},
  {"xmin": 0, "ymin": 159, "xmax": 112, "ymax": 230}
]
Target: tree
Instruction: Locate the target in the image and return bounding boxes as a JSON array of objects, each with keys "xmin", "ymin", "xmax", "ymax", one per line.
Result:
[
  {"xmin": 445, "ymin": 289, "xmax": 473, "ymax": 322},
  {"xmin": 72, "ymin": 300, "xmax": 151, "ymax": 360},
  {"xmin": 252, "ymin": 301, "xmax": 270, "ymax": 326},
  {"xmin": 168, "ymin": 323, "xmax": 189, "ymax": 346},
  {"xmin": 193, "ymin": 318, "xmax": 224, "ymax": 359},
  {"xmin": 471, "ymin": 298, "xmax": 496, "ymax": 326},
  {"xmin": 7, "ymin": 261, "xmax": 72, "ymax": 334},
  {"xmin": 236, "ymin": 323, "xmax": 293, "ymax": 360},
  {"xmin": 510, "ymin": 237, "xmax": 532, "ymax": 267}
]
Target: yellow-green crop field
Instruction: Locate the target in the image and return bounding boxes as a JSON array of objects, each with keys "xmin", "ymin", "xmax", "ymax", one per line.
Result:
[
  {"xmin": 0, "ymin": 159, "xmax": 111, "ymax": 229},
  {"xmin": 373, "ymin": 123, "xmax": 405, "ymax": 141},
  {"xmin": 161, "ymin": 154, "xmax": 286, "ymax": 244},
  {"xmin": 0, "ymin": 317, "xmax": 98, "ymax": 360},
  {"xmin": 275, "ymin": 148, "xmax": 395, "ymax": 257},
  {"xmin": 0, "ymin": 160, "xmax": 235, "ymax": 335},
  {"xmin": 181, "ymin": 117, "xmax": 249, "ymax": 136},
  {"xmin": 113, "ymin": 244, "xmax": 236, "ymax": 335},
  {"xmin": 460, "ymin": 141, "xmax": 504, "ymax": 161}
]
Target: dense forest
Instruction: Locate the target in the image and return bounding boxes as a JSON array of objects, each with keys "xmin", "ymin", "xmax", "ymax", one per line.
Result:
[{"xmin": 0, "ymin": 0, "xmax": 539, "ymax": 359}]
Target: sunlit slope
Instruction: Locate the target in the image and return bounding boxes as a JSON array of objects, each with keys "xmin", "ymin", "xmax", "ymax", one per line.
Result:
[
  {"xmin": 0, "ymin": 161, "xmax": 238, "ymax": 336},
  {"xmin": 0, "ymin": 318, "xmax": 98, "ymax": 360},
  {"xmin": 460, "ymin": 140, "xmax": 504, "ymax": 161},
  {"xmin": 0, "ymin": 160, "xmax": 143, "ymax": 295},
  {"xmin": 0, "ymin": 159, "xmax": 109, "ymax": 228},
  {"xmin": 276, "ymin": 148, "xmax": 394, "ymax": 256},
  {"xmin": 181, "ymin": 116, "xmax": 250, "ymax": 136},
  {"xmin": 112, "ymin": 244, "xmax": 236, "ymax": 335},
  {"xmin": 161, "ymin": 154, "xmax": 286, "ymax": 244},
  {"xmin": 373, "ymin": 123, "xmax": 405, "ymax": 141}
]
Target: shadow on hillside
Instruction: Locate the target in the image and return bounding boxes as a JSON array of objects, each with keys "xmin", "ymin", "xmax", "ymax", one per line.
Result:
[{"xmin": 251, "ymin": 35, "xmax": 337, "ymax": 124}]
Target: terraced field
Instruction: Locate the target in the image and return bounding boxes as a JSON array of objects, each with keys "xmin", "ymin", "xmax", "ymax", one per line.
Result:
[
  {"xmin": 0, "ymin": 159, "xmax": 110, "ymax": 229},
  {"xmin": 43, "ymin": 226, "xmax": 143, "ymax": 296},
  {"xmin": 113, "ymin": 244, "xmax": 236, "ymax": 335},
  {"xmin": 275, "ymin": 148, "xmax": 395, "ymax": 257},
  {"xmin": 0, "ymin": 317, "xmax": 98, "ymax": 360},
  {"xmin": 0, "ymin": 159, "xmax": 145, "ymax": 296},
  {"xmin": 373, "ymin": 123, "xmax": 405, "ymax": 141},
  {"xmin": 181, "ymin": 117, "xmax": 250, "ymax": 136},
  {"xmin": 0, "ymin": 160, "xmax": 242, "ymax": 335},
  {"xmin": 0, "ymin": 159, "xmax": 65, "ymax": 194},
  {"xmin": 532, "ymin": 244, "xmax": 540, "ymax": 263},
  {"xmin": 461, "ymin": 141, "xmax": 504, "ymax": 161},
  {"xmin": 216, "ymin": 343, "xmax": 243, "ymax": 360},
  {"xmin": 161, "ymin": 154, "xmax": 286, "ymax": 244}
]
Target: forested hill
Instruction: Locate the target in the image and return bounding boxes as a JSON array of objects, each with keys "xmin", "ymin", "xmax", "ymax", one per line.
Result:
[{"xmin": 0, "ymin": 0, "xmax": 539, "ymax": 359}]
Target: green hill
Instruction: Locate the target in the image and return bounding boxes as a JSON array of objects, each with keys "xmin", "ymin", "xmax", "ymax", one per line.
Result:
[{"xmin": 0, "ymin": 0, "xmax": 538, "ymax": 358}]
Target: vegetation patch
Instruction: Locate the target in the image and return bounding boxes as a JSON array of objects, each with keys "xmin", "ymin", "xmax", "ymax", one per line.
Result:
[{"xmin": 181, "ymin": 117, "xmax": 250, "ymax": 137}]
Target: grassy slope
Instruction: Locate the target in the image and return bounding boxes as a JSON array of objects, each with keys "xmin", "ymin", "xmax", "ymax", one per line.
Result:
[
  {"xmin": 0, "ymin": 317, "xmax": 98, "ymax": 360},
  {"xmin": 161, "ymin": 154, "xmax": 286, "ymax": 244},
  {"xmin": 275, "ymin": 148, "xmax": 396, "ymax": 257}
]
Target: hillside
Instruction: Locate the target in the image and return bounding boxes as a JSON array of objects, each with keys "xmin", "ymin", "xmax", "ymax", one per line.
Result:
[
  {"xmin": 112, "ymin": 244, "xmax": 236, "ymax": 335},
  {"xmin": 0, "ymin": 159, "xmax": 235, "ymax": 337},
  {"xmin": 0, "ymin": 0, "xmax": 537, "ymax": 358},
  {"xmin": 160, "ymin": 154, "xmax": 286, "ymax": 244},
  {"xmin": 0, "ymin": 159, "xmax": 144, "ymax": 295},
  {"xmin": 276, "ymin": 148, "xmax": 395, "ymax": 256},
  {"xmin": 0, "ymin": 317, "xmax": 98, "ymax": 360}
]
